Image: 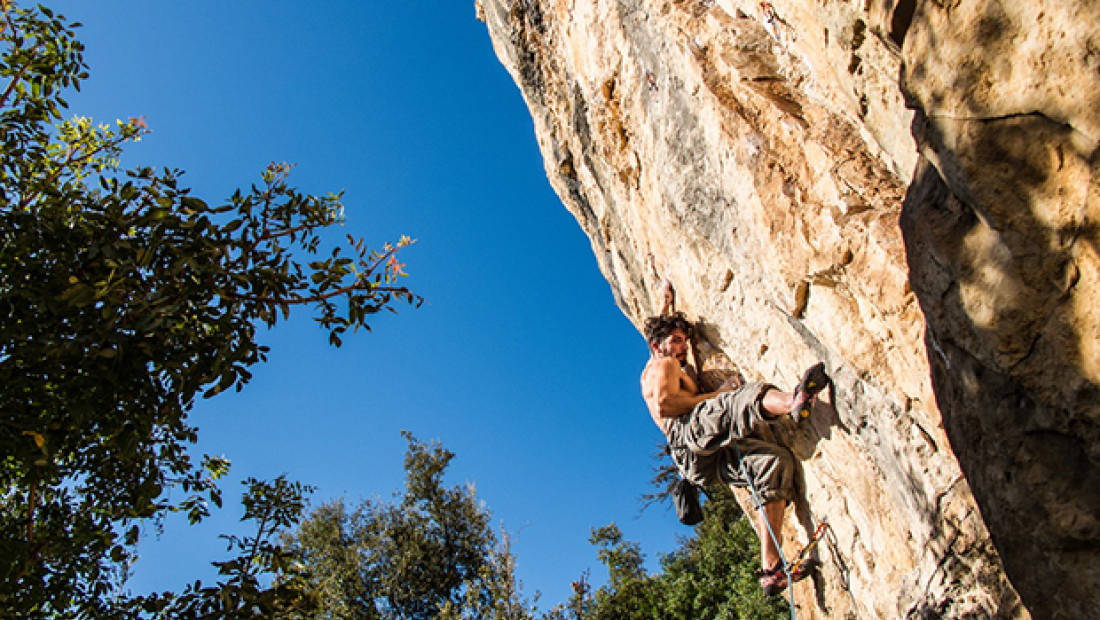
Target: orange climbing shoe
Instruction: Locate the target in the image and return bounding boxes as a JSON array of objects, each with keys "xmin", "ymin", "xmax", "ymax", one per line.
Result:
[{"xmin": 789, "ymin": 362, "xmax": 830, "ymax": 420}]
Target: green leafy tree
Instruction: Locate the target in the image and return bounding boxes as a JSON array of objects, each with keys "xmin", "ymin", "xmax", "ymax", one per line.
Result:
[
  {"xmin": 584, "ymin": 524, "xmax": 662, "ymax": 619},
  {"xmin": 549, "ymin": 487, "xmax": 789, "ymax": 619},
  {"xmin": 134, "ymin": 476, "xmax": 319, "ymax": 620},
  {"xmin": 0, "ymin": 2, "xmax": 419, "ymax": 617},
  {"xmin": 655, "ymin": 489, "xmax": 789, "ymax": 620},
  {"xmin": 280, "ymin": 433, "xmax": 531, "ymax": 620}
]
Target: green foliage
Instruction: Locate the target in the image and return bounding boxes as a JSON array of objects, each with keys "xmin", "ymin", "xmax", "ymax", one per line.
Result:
[
  {"xmin": 0, "ymin": 2, "xmax": 420, "ymax": 616},
  {"xmin": 658, "ymin": 489, "xmax": 789, "ymax": 620},
  {"xmin": 585, "ymin": 524, "xmax": 662, "ymax": 619},
  {"xmin": 550, "ymin": 489, "xmax": 789, "ymax": 620},
  {"xmin": 280, "ymin": 433, "xmax": 531, "ymax": 620},
  {"xmin": 132, "ymin": 477, "xmax": 318, "ymax": 619}
]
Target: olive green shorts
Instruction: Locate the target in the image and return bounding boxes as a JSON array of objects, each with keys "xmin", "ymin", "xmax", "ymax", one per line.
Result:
[{"xmin": 666, "ymin": 382, "xmax": 796, "ymax": 504}]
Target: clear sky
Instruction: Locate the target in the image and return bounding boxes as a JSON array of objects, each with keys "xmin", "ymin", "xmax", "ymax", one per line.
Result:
[{"xmin": 47, "ymin": 1, "xmax": 686, "ymax": 611}]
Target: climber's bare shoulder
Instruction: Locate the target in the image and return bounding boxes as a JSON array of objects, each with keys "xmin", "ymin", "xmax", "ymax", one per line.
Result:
[{"xmin": 642, "ymin": 357, "xmax": 698, "ymax": 433}]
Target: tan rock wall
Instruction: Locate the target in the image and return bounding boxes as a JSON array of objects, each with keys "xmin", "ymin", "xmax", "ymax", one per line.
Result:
[
  {"xmin": 899, "ymin": 2, "xmax": 1099, "ymax": 619},
  {"xmin": 480, "ymin": 0, "xmax": 1097, "ymax": 618}
]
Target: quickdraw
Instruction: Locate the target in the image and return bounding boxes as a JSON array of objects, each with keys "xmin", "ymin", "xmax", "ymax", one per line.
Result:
[{"xmin": 789, "ymin": 520, "xmax": 830, "ymax": 575}]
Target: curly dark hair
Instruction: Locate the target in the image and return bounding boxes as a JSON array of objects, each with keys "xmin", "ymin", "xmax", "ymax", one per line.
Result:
[{"xmin": 643, "ymin": 311, "xmax": 694, "ymax": 348}]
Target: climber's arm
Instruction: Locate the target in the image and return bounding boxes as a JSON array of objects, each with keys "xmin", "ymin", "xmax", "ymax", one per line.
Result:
[{"xmin": 647, "ymin": 357, "xmax": 720, "ymax": 419}]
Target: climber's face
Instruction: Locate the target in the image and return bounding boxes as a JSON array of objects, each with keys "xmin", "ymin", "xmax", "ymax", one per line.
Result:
[{"xmin": 656, "ymin": 329, "xmax": 689, "ymax": 363}]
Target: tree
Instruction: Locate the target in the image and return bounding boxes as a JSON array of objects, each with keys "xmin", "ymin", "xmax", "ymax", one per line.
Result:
[
  {"xmin": 0, "ymin": 3, "xmax": 420, "ymax": 616},
  {"xmin": 654, "ymin": 489, "xmax": 789, "ymax": 620},
  {"xmin": 280, "ymin": 433, "xmax": 531, "ymax": 620},
  {"xmin": 583, "ymin": 524, "xmax": 662, "ymax": 619},
  {"xmin": 135, "ymin": 476, "xmax": 319, "ymax": 620},
  {"xmin": 548, "ymin": 485, "xmax": 789, "ymax": 619}
]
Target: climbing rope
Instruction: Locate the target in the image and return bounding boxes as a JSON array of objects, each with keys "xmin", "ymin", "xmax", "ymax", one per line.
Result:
[
  {"xmin": 738, "ymin": 451, "xmax": 797, "ymax": 620},
  {"xmin": 736, "ymin": 444, "xmax": 827, "ymax": 620}
]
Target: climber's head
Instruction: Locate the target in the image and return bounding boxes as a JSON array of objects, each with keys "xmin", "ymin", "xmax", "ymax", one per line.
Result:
[{"xmin": 644, "ymin": 312, "xmax": 693, "ymax": 362}]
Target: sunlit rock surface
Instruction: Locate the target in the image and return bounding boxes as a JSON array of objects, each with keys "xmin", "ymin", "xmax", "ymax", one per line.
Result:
[{"xmin": 479, "ymin": 1, "xmax": 1098, "ymax": 618}]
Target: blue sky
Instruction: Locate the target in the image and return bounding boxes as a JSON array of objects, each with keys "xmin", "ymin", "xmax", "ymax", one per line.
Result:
[{"xmin": 48, "ymin": 1, "xmax": 685, "ymax": 610}]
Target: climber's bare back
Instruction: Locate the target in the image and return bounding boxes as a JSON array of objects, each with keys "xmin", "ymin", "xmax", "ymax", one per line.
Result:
[{"xmin": 641, "ymin": 356, "xmax": 700, "ymax": 435}]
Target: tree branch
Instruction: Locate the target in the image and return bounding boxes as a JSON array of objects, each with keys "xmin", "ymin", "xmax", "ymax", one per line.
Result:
[
  {"xmin": 17, "ymin": 133, "xmax": 131, "ymax": 210},
  {"xmin": 0, "ymin": 62, "xmax": 29, "ymax": 111},
  {"xmin": 0, "ymin": 8, "xmax": 27, "ymax": 111},
  {"xmin": 14, "ymin": 479, "xmax": 39, "ymax": 583},
  {"xmin": 222, "ymin": 283, "xmax": 415, "ymax": 307}
]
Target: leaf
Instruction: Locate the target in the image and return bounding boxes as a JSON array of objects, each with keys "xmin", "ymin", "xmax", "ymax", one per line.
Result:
[
  {"xmin": 23, "ymin": 431, "xmax": 46, "ymax": 449},
  {"xmin": 61, "ymin": 281, "xmax": 95, "ymax": 306},
  {"xmin": 203, "ymin": 372, "xmax": 235, "ymax": 398},
  {"xmin": 181, "ymin": 196, "xmax": 208, "ymax": 212}
]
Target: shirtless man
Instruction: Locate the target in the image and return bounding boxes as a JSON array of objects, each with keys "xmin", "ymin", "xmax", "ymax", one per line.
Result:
[{"xmin": 640, "ymin": 312, "xmax": 829, "ymax": 595}]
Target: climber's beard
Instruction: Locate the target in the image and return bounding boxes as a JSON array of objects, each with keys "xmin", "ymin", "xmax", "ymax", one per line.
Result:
[{"xmin": 658, "ymin": 342, "xmax": 688, "ymax": 364}]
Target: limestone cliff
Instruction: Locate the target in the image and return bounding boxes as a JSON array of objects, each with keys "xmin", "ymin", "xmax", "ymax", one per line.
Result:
[{"xmin": 478, "ymin": 1, "xmax": 1098, "ymax": 618}]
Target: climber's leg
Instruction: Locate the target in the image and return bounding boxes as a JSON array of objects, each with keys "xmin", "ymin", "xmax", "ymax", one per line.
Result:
[
  {"xmin": 724, "ymin": 439, "xmax": 796, "ymax": 590},
  {"xmin": 738, "ymin": 444, "xmax": 794, "ymax": 569},
  {"xmin": 761, "ymin": 362, "xmax": 831, "ymax": 420},
  {"xmin": 761, "ymin": 388, "xmax": 798, "ymax": 419},
  {"xmin": 757, "ymin": 499, "xmax": 787, "ymax": 569}
]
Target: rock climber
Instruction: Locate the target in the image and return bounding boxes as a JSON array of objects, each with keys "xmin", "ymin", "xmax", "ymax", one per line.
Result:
[{"xmin": 640, "ymin": 311, "xmax": 829, "ymax": 595}]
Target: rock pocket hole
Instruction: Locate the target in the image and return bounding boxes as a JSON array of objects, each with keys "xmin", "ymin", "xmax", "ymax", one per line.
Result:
[{"xmin": 889, "ymin": 0, "xmax": 917, "ymax": 47}]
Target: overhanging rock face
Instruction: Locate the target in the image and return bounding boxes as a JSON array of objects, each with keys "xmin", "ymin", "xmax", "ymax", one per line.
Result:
[{"xmin": 479, "ymin": 1, "xmax": 1098, "ymax": 618}]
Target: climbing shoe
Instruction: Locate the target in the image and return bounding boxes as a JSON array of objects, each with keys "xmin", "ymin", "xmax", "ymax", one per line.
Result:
[
  {"xmin": 759, "ymin": 564, "xmax": 788, "ymax": 596},
  {"xmin": 759, "ymin": 558, "xmax": 818, "ymax": 596},
  {"xmin": 789, "ymin": 362, "xmax": 830, "ymax": 420}
]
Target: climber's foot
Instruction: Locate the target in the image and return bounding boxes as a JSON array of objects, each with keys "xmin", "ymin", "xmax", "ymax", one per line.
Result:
[
  {"xmin": 789, "ymin": 362, "xmax": 830, "ymax": 420},
  {"xmin": 759, "ymin": 563, "xmax": 788, "ymax": 596}
]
